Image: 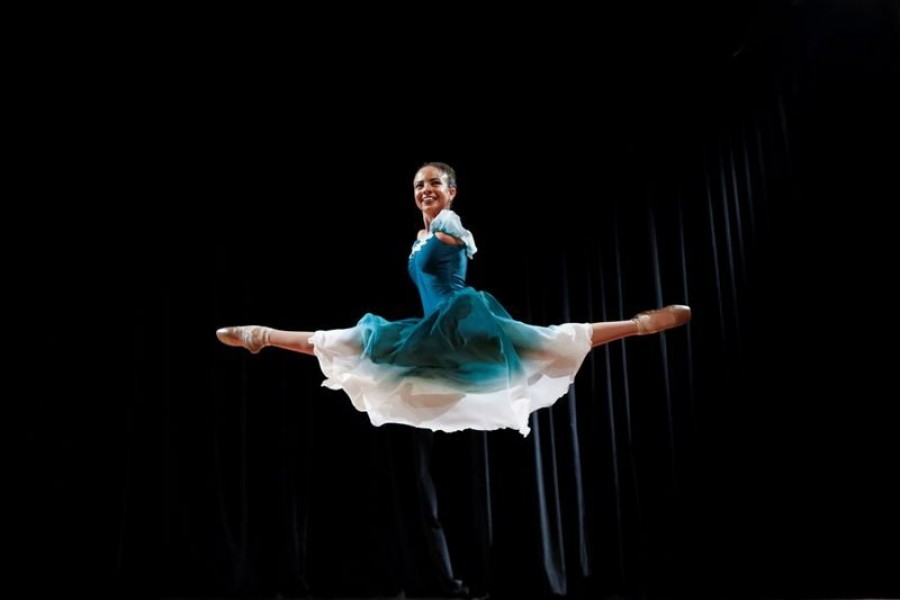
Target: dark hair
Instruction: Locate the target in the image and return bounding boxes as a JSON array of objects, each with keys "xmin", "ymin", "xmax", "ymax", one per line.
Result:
[{"xmin": 420, "ymin": 162, "xmax": 457, "ymax": 188}]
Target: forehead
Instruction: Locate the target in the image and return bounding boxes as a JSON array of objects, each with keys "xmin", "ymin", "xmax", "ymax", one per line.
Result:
[{"xmin": 413, "ymin": 166, "xmax": 448, "ymax": 185}]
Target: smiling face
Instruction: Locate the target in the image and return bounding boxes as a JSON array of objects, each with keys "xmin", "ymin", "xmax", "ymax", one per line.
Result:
[{"xmin": 413, "ymin": 165, "xmax": 457, "ymax": 221}]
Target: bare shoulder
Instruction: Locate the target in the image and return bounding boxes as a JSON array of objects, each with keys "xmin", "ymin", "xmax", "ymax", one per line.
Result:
[{"xmin": 417, "ymin": 229, "xmax": 429, "ymax": 241}]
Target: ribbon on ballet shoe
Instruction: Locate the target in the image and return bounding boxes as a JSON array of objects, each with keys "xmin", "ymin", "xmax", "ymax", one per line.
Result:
[
  {"xmin": 216, "ymin": 325, "xmax": 269, "ymax": 353},
  {"xmin": 632, "ymin": 305, "xmax": 692, "ymax": 335}
]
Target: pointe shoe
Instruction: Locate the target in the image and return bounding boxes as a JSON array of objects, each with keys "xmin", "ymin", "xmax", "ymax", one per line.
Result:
[
  {"xmin": 632, "ymin": 305, "xmax": 692, "ymax": 335},
  {"xmin": 216, "ymin": 325, "xmax": 270, "ymax": 354}
]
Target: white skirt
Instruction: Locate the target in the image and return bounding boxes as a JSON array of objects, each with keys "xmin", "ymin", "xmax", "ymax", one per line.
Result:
[{"xmin": 309, "ymin": 291, "xmax": 592, "ymax": 437}]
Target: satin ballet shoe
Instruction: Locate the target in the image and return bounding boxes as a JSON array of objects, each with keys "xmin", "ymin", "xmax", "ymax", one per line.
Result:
[
  {"xmin": 632, "ymin": 304, "xmax": 692, "ymax": 335},
  {"xmin": 215, "ymin": 325, "xmax": 270, "ymax": 354}
]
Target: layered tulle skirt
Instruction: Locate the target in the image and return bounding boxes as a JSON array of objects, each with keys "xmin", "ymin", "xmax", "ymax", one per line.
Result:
[{"xmin": 309, "ymin": 288, "xmax": 592, "ymax": 436}]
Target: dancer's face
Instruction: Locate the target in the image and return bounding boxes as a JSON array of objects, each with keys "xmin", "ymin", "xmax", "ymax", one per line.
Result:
[{"xmin": 413, "ymin": 166, "xmax": 457, "ymax": 220}]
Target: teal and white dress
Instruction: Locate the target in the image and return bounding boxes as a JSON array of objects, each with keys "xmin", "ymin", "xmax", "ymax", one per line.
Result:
[{"xmin": 310, "ymin": 209, "xmax": 592, "ymax": 436}]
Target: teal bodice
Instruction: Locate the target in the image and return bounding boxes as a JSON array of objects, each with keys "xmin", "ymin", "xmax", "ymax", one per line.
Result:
[{"xmin": 408, "ymin": 234, "xmax": 468, "ymax": 315}]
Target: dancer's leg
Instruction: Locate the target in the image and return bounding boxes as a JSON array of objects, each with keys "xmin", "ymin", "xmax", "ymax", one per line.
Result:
[
  {"xmin": 589, "ymin": 320, "xmax": 641, "ymax": 347},
  {"xmin": 216, "ymin": 326, "xmax": 317, "ymax": 356},
  {"xmin": 590, "ymin": 304, "xmax": 691, "ymax": 348},
  {"xmin": 267, "ymin": 329, "xmax": 316, "ymax": 355}
]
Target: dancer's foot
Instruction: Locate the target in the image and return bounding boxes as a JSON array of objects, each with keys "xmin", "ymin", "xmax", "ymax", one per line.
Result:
[
  {"xmin": 632, "ymin": 305, "xmax": 692, "ymax": 335},
  {"xmin": 216, "ymin": 325, "xmax": 271, "ymax": 354}
]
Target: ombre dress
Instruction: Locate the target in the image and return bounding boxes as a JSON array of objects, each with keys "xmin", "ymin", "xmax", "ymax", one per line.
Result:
[{"xmin": 310, "ymin": 210, "xmax": 592, "ymax": 437}]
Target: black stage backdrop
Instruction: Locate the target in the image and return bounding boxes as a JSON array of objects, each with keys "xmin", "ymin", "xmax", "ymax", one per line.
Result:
[{"xmin": 19, "ymin": 2, "xmax": 899, "ymax": 599}]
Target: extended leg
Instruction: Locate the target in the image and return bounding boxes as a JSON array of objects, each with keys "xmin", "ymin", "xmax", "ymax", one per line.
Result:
[
  {"xmin": 216, "ymin": 326, "xmax": 317, "ymax": 356},
  {"xmin": 590, "ymin": 304, "xmax": 691, "ymax": 347}
]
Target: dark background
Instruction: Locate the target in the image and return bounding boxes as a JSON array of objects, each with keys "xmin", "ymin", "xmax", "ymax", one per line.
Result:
[{"xmin": 19, "ymin": 2, "xmax": 899, "ymax": 599}]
